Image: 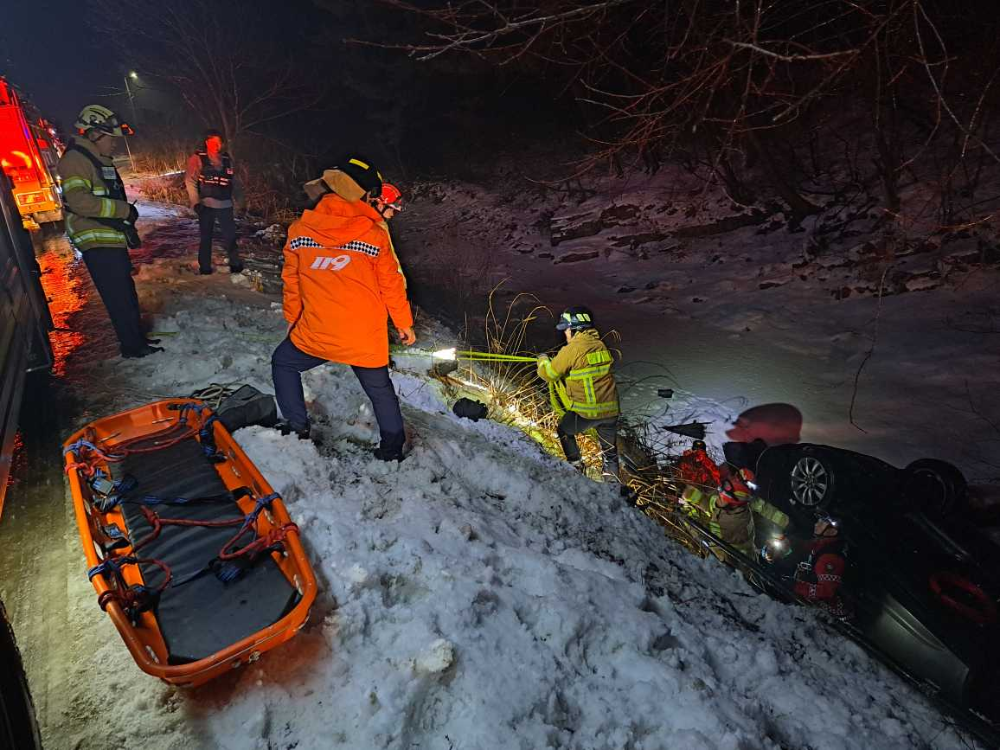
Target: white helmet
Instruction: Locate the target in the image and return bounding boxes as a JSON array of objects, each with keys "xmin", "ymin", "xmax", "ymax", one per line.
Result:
[{"xmin": 74, "ymin": 104, "xmax": 134, "ymax": 137}]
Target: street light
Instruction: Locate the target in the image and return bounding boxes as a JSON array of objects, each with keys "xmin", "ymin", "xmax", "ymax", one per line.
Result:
[
  {"xmin": 122, "ymin": 71, "xmax": 139, "ymax": 172},
  {"xmin": 123, "ymin": 71, "xmax": 139, "ymax": 125}
]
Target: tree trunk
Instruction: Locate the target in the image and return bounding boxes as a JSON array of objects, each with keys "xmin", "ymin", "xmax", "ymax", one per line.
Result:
[{"xmin": 746, "ymin": 130, "xmax": 820, "ymax": 224}]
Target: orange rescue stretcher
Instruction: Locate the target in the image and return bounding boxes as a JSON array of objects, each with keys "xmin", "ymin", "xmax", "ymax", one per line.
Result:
[{"xmin": 63, "ymin": 398, "xmax": 317, "ymax": 687}]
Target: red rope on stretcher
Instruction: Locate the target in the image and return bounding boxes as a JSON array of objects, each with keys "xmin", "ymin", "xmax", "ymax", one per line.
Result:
[
  {"xmin": 65, "ymin": 403, "xmax": 208, "ymax": 478},
  {"xmin": 95, "ymin": 557, "xmax": 172, "ymax": 615},
  {"xmin": 132, "ymin": 506, "xmax": 245, "ymax": 554},
  {"xmin": 219, "ymin": 522, "xmax": 299, "ymax": 561},
  {"xmin": 125, "ymin": 500, "xmax": 294, "ymax": 588},
  {"xmin": 65, "ymin": 430, "xmax": 199, "ymax": 484},
  {"xmin": 137, "ymin": 503, "xmax": 297, "ymax": 563},
  {"xmin": 64, "ymin": 460, "xmax": 96, "ymax": 477}
]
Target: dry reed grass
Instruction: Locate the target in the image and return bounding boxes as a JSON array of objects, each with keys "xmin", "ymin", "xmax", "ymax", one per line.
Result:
[{"xmin": 434, "ymin": 289, "xmax": 716, "ymax": 555}]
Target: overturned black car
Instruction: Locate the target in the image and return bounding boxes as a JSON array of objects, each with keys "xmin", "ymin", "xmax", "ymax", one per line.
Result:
[{"xmin": 729, "ymin": 441, "xmax": 1000, "ymax": 732}]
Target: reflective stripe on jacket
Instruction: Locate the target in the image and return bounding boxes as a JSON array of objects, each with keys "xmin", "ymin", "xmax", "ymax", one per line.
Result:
[
  {"xmin": 196, "ymin": 151, "xmax": 234, "ymax": 200},
  {"xmin": 537, "ymin": 328, "xmax": 619, "ymax": 419},
  {"xmin": 57, "ymin": 137, "xmax": 130, "ymax": 251}
]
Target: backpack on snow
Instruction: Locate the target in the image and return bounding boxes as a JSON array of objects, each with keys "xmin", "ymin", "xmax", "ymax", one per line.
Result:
[{"xmin": 216, "ymin": 385, "xmax": 278, "ymax": 432}]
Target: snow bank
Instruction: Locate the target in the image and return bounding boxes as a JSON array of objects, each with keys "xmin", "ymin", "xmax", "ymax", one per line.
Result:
[{"xmin": 73, "ymin": 286, "xmax": 972, "ymax": 750}]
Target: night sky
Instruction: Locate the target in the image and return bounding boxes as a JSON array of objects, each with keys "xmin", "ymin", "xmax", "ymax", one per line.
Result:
[{"xmin": 1, "ymin": 0, "xmax": 123, "ymax": 127}]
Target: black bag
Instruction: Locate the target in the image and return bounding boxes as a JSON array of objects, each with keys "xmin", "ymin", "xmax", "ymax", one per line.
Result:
[
  {"xmin": 452, "ymin": 397, "xmax": 489, "ymax": 422},
  {"xmin": 216, "ymin": 385, "xmax": 278, "ymax": 432}
]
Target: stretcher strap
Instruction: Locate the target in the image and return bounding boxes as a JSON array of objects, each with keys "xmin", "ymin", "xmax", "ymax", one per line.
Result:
[
  {"xmin": 198, "ymin": 414, "xmax": 225, "ymax": 462},
  {"xmin": 65, "ymin": 402, "xmax": 213, "ymax": 477},
  {"xmin": 88, "ymin": 490, "xmax": 293, "ymax": 616},
  {"xmin": 88, "ymin": 556, "xmax": 173, "ymax": 619}
]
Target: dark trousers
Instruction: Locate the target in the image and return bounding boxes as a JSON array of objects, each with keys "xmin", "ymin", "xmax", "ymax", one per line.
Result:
[
  {"xmin": 271, "ymin": 337, "xmax": 405, "ymax": 453},
  {"xmin": 82, "ymin": 247, "xmax": 144, "ymax": 351},
  {"xmin": 557, "ymin": 411, "xmax": 619, "ymax": 469},
  {"xmin": 198, "ymin": 206, "xmax": 239, "ymax": 271}
]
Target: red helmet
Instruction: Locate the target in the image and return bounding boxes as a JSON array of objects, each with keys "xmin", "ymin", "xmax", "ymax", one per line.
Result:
[
  {"xmin": 719, "ymin": 468, "xmax": 756, "ymax": 505},
  {"xmin": 379, "ymin": 183, "xmax": 404, "ymax": 212}
]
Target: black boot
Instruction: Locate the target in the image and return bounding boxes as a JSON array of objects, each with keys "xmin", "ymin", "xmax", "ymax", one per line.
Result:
[
  {"xmin": 275, "ymin": 421, "xmax": 312, "ymax": 441},
  {"xmin": 373, "ymin": 446, "xmax": 405, "ymax": 463}
]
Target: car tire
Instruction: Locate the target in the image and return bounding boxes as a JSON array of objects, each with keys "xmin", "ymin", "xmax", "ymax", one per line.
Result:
[
  {"xmin": 0, "ymin": 600, "xmax": 40, "ymax": 750},
  {"xmin": 789, "ymin": 449, "xmax": 835, "ymax": 508},
  {"xmin": 901, "ymin": 459, "xmax": 968, "ymax": 517}
]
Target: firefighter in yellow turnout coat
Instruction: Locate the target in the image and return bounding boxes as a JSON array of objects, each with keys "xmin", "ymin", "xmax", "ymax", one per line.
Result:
[
  {"xmin": 58, "ymin": 105, "xmax": 161, "ymax": 358},
  {"xmin": 537, "ymin": 307, "xmax": 620, "ymax": 478}
]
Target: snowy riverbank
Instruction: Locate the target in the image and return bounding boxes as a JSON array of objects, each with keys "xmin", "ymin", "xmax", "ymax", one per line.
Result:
[{"xmin": 31, "ymin": 251, "xmax": 975, "ymax": 750}]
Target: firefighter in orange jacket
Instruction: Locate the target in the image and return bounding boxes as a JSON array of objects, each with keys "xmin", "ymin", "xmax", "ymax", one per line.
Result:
[{"xmin": 271, "ymin": 156, "xmax": 415, "ymax": 461}]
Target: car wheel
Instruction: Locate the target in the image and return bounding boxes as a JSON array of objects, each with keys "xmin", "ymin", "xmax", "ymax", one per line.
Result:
[
  {"xmin": 789, "ymin": 452, "xmax": 834, "ymax": 507},
  {"xmin": 901, "ymin": 459, "xmax": 967, "ymax": 517},
  {"xmin": 0, "ymin": 600, "xmax": 40, "ymax": 750}
]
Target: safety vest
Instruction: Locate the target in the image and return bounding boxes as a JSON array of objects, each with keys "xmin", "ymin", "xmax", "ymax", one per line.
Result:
[
  {"xmin": 59, "ymin": 141, "xmax": 129, "ymax": 250},
  {"xmin": 197, "ymin": 152, "xmax": 234, "ymax": 200}
]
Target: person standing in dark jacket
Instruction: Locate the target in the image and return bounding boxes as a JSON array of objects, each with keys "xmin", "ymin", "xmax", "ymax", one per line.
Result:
[{"xmin": 185, "ymin": 130, "xmax": 243, "ymax": 274}]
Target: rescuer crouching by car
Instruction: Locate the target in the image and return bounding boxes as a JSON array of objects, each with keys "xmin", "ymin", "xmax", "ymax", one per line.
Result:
[
  {"xmin": 537, "ymin": 307, "xmax": 621, "ymax": 482},
  {"xmin": 270, "ymin": 156, "xmax": 415, "ymax": 462},
  {"xmin": 185, "ymin": 129, "xmax": 244, "ymax": 274},
  {"xmin": 681, "ymin": 467, "xmax": 790, "ymax": 564},
  {"xmin": 58, "ymin": 105, "xmax": 162, "ymax": 359}
]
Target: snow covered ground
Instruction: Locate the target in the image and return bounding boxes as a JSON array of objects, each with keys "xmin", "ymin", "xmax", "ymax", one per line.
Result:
[{"xmin": 24, "ymin": 243, "xmax": 981, "ymax": 750}]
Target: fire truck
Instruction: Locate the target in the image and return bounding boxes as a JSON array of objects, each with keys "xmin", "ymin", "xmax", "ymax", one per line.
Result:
[{"xmin": 0, "ymin": 77, "xmax": 63, "ymax": 231}]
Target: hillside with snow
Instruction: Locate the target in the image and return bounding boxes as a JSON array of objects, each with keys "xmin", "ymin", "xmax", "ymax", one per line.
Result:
[{"xmin": 30, "ymin": 250, "xmax": 977, "ymax": 750}]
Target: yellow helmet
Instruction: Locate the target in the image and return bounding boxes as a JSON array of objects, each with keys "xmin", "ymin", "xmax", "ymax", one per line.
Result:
[{"xmin": 74, "ymin": 104, "xmax": 134, "ymax": 137}]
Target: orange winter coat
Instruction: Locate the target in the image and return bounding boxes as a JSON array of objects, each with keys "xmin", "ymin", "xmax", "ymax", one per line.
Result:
[{"xmin": 282, "ymin": 193, "xmax": 412, "ymax": 367}]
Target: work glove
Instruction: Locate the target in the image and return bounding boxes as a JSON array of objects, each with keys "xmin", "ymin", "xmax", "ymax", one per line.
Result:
[{"xmin": 122, "ymin": 203, "xmax": 142, "ymax": 249}]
